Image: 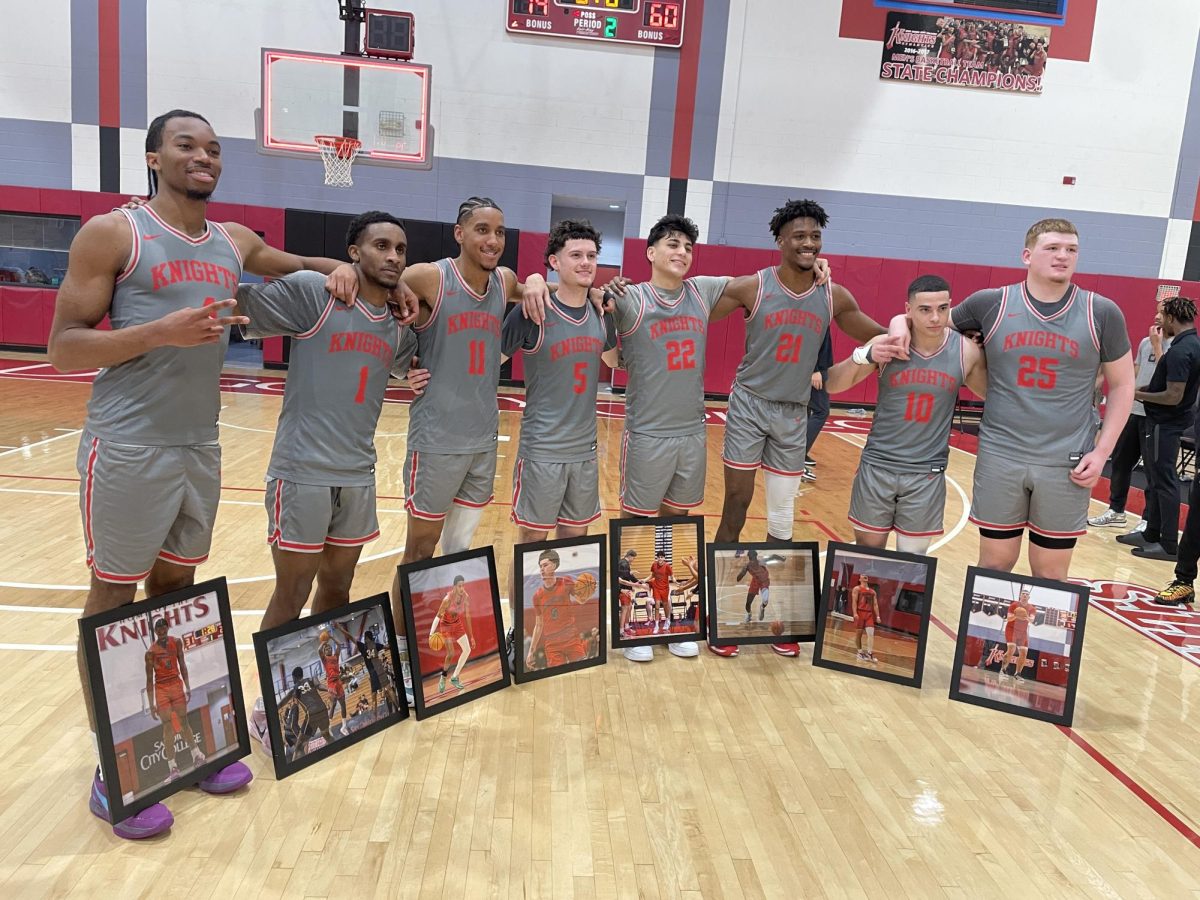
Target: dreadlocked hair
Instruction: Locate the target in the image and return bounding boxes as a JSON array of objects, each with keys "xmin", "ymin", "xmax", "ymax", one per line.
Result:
[
  {"xmin": 1163, "ymin": 295, "xmax": 1197, "ymax": 324},
  {"xmin": 457, "ymin": 196, "xmax": 502, "ymax": 224},
  {"xmin": 768, "ymin": 199, "xmax": 829, "ymax": 239},
  {"xmin": 145, "ymin": 109, "xmax": 211, "ymax": 198}
]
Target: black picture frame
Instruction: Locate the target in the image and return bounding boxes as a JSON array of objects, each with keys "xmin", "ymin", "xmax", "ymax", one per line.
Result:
[
  {"xmin": 705, "ymin": 541, "xmax": 820, "ymax": 647},
  {"xmin": 948, "ymin": 566, "xmax": 1089, "ymax": 726},
  {"xmin": 609, "ymin": 515, "xmax": 705, "ymax": 648},
  {"xmin": 511, "ymin": 534, "xmax": 608, "ymax": 684},
  {"xmin": 79, "ymin": 576, "xmax": 249, "ymax": 825},
  {"xmin": 252, "ymin": 592, "xmax": 408, "ymax": 779},
  {"xmin": 397, "ymin": 546, "xmax": 511, "ymax": 719},
  {"xmin": 812, "ymin": 542, "xmax": 936, "ymax": 689}
]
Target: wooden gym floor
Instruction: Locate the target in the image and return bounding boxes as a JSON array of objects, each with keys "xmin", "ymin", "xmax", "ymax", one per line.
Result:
[{"xmin": 0, "ymin": 350, "xmax": 1197, "ymax": 898}]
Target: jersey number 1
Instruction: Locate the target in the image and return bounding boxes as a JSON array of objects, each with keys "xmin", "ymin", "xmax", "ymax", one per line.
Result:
[{"xmin": 354, "ymin": 366, "xmax": 369, "ymax": 404}]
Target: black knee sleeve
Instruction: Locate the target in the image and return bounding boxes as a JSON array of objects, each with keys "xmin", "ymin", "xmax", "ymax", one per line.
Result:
[
  {"xmin": 979, "ymin": 526, "xmax": 1023, "ymax": 541},
  {"xmin": 1029, "ymin": 531, "xmax": 1077, "ymax": 550}
]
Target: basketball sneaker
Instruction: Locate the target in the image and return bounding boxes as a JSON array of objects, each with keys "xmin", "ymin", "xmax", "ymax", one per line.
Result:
[
  {"xmin": 759, "ymin": 601, "xmax": 767, "ymax": 621},
  {"xmin": 340, "ymin": 722, "xmax": 351, "ymax": 737},
  {"xmin": 190, "ymin": 746, "xmax": 206, "ymax": 765},
  {"xmin": 770, "ymin": 643, "xmax": 800, "ymax": 657},
  {"xmin": 623, "ymin": 645, "xmax": 653, "ymax": 662},
  {"xmin": 707, "ymin": 644, "xmax": 738, "ymax": 658},
  {"xmin": 250, "ymin": 697, "xmax": 271, "ymax": 754},
  {"xmin": 438, "ymin": 674, "xmax": 447, "ymax": 693},
  {"xmin": 800, "ymin": 469, "xmax": 817, "ymax": 483},
  {"xmin": 804, "ymin": 456, "xmax": 816, "ymax": 467},
  {"xmin": 89, "ymin": 769, "xmax": 173, "ymax": 839},
  {"xmin": 1154, "ymin": 580, "xmax": 1196, "ymax": 606},
  {"xmin": 743, "ymin": 613, "xmax": 752, "ymax": 624},
  {"xmin": 668, "ymin": 641, "xmax": 699, "ymax": 658},
  {"xmin": 1087, "ymin": 508, "xmax": 1126, "ymax": 528},
  {"xmin": 450, "ymin": 676, "xmax": 465, "ymax": 691},
  {"xmin": 198, "ymin": 762, "xmax": 253, "ymax": 794}
]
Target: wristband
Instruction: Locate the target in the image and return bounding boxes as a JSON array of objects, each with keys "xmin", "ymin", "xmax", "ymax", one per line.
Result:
[{"xmin": 852, "ymin": 345, "xmax": 873, "ymax": 366}]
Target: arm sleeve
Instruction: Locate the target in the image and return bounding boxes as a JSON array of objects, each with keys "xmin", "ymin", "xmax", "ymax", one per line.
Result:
[
  {"xmin": 602, "ymin": 312, "xmax": 618, "ymax": 351},
  {"xmin": 391, "ymin": 327, "xmax": 419, "ymax": 379},
  {"xmin": 950, "ymin": 288, "xmax": 1004, "ymax": 335},
  {"xmin": 237, "ymin": 271, "xmax": 331, "ymax": 339},
  {"xmin": 1093, "ymin": 299, "xmax": 1132, "ymax": 363},
  {"xmin": 501, "ymin": 303, "xmax": 540, "ymax": 357},
  {"xmin": 688, "ymin": 276, "xmax": 732, "ymax": 315}
]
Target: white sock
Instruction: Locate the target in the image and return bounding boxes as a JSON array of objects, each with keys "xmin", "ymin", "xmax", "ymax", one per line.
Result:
[
  {"xmin": 453, "ymin": 636, "xmax": 470, "ymax": 678},
  {"xmin": 440, "ymin": 504, "xmax": 484, "ymax": 555},
  {"xmin": 896, "ymin": 533, "xmax": 932, "ymax": 555},
  {"xmin": 866, "ymin": 626, "xmax": 875, "ymax": 654},
  {"xmin": 764, "ymin": 472, "xmax": 802, "ymax": 540}
]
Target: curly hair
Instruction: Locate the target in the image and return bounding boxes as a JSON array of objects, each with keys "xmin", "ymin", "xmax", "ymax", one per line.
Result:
[
  {"xmin": 545, "ymin": 219, "xmax": 602, "ymax": 266},
  {"xmin": 346, "ymin": 210, "xmax": 405, "ymax": 248},
  {"xmin": 647, "ymin": 213, "xmax": 698, "ymax": 247},
  {"xmin": 769, "ymin": 199, "xmax": 829, "ymax": 239},
  {"xmin": 1163, "ymin": 295, "xmax": 1197, "ymax": 324}
]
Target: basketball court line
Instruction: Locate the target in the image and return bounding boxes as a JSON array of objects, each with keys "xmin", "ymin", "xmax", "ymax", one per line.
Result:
[{"xmin": 0, "ymin": 429, "xmax": 81, "ymax": 458}]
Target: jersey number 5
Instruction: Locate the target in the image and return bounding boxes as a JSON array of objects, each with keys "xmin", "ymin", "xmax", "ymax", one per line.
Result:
[
  {"xmin": 666, "ymin": 339, "xmax": 696, "ymax": 371},
  {"xmin": 573, "ymin": 360, "xmax": 588, "ymax": 394},
  {"xmin": 1016, "ymin": 355, "xmax": 1058, "ymax": 390}
]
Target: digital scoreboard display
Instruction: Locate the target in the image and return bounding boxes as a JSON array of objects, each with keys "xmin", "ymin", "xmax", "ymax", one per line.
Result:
[{"xmin": 507, "ymin": 0, "xmax": 686, "ymax": 49}]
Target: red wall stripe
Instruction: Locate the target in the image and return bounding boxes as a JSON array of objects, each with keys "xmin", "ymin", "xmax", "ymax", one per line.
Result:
[
  {"xmin": 98, "ymin": 0, "xmax": 121, "ymax": 128},
  {"xmin": 839, "ymin": 0, "xmax": 1097, "ymax": 62},
  {"xmin": 669, "ymin": 0, "xmax": 706, "ymax": 180}
]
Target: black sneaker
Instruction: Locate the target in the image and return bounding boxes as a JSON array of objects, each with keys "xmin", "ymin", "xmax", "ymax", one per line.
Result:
[
  {"xmin": 1153, "ymin": 580, "xmax": 1195, "ymax": 606},
  {"xmin": 804, "ymin": 456, "xmax": 816, "ymax": 467}
]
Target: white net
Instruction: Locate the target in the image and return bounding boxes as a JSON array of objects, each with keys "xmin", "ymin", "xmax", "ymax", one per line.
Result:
[{"xmin": 315, "ymin": 135, "xmax": 362, "ymax": 188}]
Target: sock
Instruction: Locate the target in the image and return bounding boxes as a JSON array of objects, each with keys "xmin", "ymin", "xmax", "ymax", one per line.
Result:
[{"xmin": 866, "ymin": 626, "xmax": 875, "ymax": 654}]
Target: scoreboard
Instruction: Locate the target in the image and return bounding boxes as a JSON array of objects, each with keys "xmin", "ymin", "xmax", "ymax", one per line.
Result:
[{"xmin": 506, "ymin": 0, "xmax": 686, "ymax": 49}]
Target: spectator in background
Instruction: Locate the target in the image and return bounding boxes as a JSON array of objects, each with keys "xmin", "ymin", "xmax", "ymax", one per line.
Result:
[
  {"xmin": 802, "ymin": 330, "xmax": 834, "ymax": 483},
  {"xmin": 1089, "ymin": 298, "xmax": 1171, "ymax": 529}
]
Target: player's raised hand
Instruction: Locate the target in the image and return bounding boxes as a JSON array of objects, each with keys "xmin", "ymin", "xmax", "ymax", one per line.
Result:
[
  {"xmin": 406, "ymin": 357, "xmax": 431, "ymax": 396},
  {"xmin": 602, "ymin": 276, "xmax": 631, "ymax": 300},
  {"xmin": 813, "ymin": 257, "xmax": 832, "ymax": 285},
  {"xmin": 521, "ymin": 273, "xmax": 552, "ymax": 324},
  {"xmin": 325, "ymin": 263, "xmax": 359, "ymax": 306},
  {"xmin": 156, "ymin": 299, "xmax": 249, "ymax": 347},
  {"xmin": 387, "ymin": 281, "xmax": 420, "ymax": 325},
  {"xmin": 1069, "ymin": 449, "xmax": 1106, "ymax": 488}
]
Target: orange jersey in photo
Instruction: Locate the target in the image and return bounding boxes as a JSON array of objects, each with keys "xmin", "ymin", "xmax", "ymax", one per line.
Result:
[
  {"xmin": 149, "ymin": 637, "xmax": 183, "ymax": 687},
  {"xmin": 533, "ymin": 577, "xmax": 580, "ymax": 642},
  {"xmin": 441, "ymin": 590, "xmax": 469, "ymax": 640}
]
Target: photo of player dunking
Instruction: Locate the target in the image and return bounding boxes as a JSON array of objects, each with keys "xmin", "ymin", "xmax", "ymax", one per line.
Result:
[
  {"xmin": 520, "ymin": 545, "xmax": 601, "ymax": 674},
  {"xmin": 317, "ymin": 631, "xmax": 351, "ymax": 737},
  {"xmin": 708, "ymin": 545, "xmax": 816, "ymax": 644},
  {"xmin": 955, "ymin": 574, "xmax": 1082, "ymax": 717},
  {"xmin": 816, "ymin": 547, "xmax": 932, "ymax": 682},
  {"xmin": 146, "ymin": 618, "xmax": 206, "ymax": 782},
  {"xmin": 401, "ymin": 552, "xmax": 508, "ymax": 714}
]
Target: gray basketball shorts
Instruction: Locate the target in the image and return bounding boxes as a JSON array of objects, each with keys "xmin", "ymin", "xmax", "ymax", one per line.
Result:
[
  {"xmin": 510, "ymin": 457, "xmax": 601, "ymax": 531},
  {"xmin": 848, "ymin": 464, "xmax": 947, "ymax": 537},
  {"xmin": 265, "ymin": 478, "xmax": 380, "ymax": 553},
  {"xmin": 76, "ymin": 430, "xmax": 220, "ymax": 583},
  {"xmin": 721, "ymin": 386, "xmax": 808, "ymax": 476},
  {"xmin": 619, "ymin": 430, "xmax": 706, "ymax": 515},
  {"xmin": 403, "ymin": 448, "xmax": 497, "ymax": 521},
  {"xmin": 969, "ymin": 451, "xmax": 1090, "ymax": 538}
]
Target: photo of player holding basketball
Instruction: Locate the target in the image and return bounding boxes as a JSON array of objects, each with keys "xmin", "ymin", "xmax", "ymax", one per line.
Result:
[
  {"xmin": 397, "ymin": 548, "xmax": 510, "ymax": 718},
  {"xmin": 814, "ymin": 544, "xmax": 936, "ymax": 688},
  {"xmin": 512, "ymin": 536, "xmax": 606, "ymax": 683},
  {"xmin": 610, "ymin": 517, "xmax": 704, "ymax": 651},
  {"xmin": 705, "ymin": 543, "xmax": 818, "ymax": 649},
  {"xmin": 252, "ymin": 593, "xmax": 407, "ymax": 779},
  {"xmin": 950, "ymin": 569, "xmax": 1089, "ymax": 725}
]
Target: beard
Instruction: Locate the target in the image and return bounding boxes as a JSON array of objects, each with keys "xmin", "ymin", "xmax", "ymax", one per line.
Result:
[{"xmin": 185, "ymin": 186, "xmax": 215, "ymax": 202}]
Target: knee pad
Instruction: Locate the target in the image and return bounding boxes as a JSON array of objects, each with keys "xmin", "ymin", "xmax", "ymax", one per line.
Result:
[
  {"xmin": 439, "ymin": 504, "xmax": 484, "ymax": 555},
  {"xmin": 764, "ymin": 472, "xmax": 802, "ymax": 540},
  {"xmin": 895, "ymin": 533, "xmax": 933, "ymax": 555}
]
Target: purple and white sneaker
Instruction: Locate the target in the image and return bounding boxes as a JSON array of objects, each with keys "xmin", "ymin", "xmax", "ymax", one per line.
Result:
[{"xmin": 89, "ymin": 769, "xmax": 173, "ymax": 840}]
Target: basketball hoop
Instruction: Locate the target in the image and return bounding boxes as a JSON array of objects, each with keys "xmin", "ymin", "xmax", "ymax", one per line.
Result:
[{"xmin": 315, "ymin": 135, "xmax": 362, "ymax": 188}]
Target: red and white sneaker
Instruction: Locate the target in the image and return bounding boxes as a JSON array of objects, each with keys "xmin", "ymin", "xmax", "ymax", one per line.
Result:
[
  {"xmin": 707, "ymin": 644, "xmax": 738, "ymax": 658},
  {"xmin": 770, "ymin": 643, "xmax": 800, "ymax": 657}
]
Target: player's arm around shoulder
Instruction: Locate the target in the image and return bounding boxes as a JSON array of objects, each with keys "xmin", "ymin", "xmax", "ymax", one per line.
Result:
[
  {"xmin": 708, "ymin": 274, "xmax": 757, "ymax": 323},
  {"xmin": 962, "ymin": 336, "xmax": 988, "ymax": 399},
  {"xmin": 400, "ymin": 262, "xmax": 442, "ymax": 329},
  {"xmin": 223, "ymin": 222, "xmax": 342, "ymax": 279}
]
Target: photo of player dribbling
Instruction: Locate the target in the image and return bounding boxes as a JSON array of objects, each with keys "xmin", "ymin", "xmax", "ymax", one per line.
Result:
[
  {"xmin": 609, "ymin": 517, "xmax": 705, "ymax": 649},
  {"xmin": 80, "ymin": 577, "xmax": 248, "ymax": 826},
  {"xmin": 705, "ymin": 542, "xmax": 819, "ymax": 648},
  {"xmin": 512, "ymin": 536, "xmax": 606, "ymax": 683},
  {"xmin": 814, "ymin": 543, "xmax": 936, "ymax": 689},
  {"xmin": 949, "ymin": 568, "xmax": 1089, "ymax": 726},
  {"xmin": 397, "ymin": 547, "xmax": 511, "ymax": 718},
  {"xmin": 253, "ymin": 593, "xmax": 408, "ymax": 779}
]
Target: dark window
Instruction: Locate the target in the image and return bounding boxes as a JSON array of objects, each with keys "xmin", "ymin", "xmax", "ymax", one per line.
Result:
[{"xmin": 0, "ymin": 213, "xmax": 81, "ymax": 288}]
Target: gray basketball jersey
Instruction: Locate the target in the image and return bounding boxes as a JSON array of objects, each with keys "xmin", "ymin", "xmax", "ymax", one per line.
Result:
[
  {"xmin": 861, "ymin": 330, "xmax": 965, "ymax": 473},
  {"xmin": 614, "ymin": 276, "xmax": 727, "ymax": 437},
  {"xmin": 734, "ymin": 267, "xmax": 833, "ymax": 403},
  {"xmin": 503, "ymin": 294, "xmax": 614, "ymax": 462},
  {"xmin": 408, "ymin": 258, "xmax": 505, "ymax": 454},
  {"xmin": 980, "ymin": 283, "xmax": 1102, "ymax": 466},
  {"xmin": 85, "ymin": 204, "xmax": 242, "ymax": 445},
  {"xmin": 238, "ymin": 271, "xmax": 413, "ymax": 486}
]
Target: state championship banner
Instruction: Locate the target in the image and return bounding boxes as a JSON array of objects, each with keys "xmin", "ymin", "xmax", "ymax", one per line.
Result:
[{"xmin": 879, "ymin": 12, "xmax": 1050, "ymax": 95}]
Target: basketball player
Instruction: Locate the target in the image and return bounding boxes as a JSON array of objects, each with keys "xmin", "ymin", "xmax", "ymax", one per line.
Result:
[
  {"xmin": 431, "ymin": 575, "xmax": 476, "ymax": 693},
  {"xmin": 236, "ymin": 212, "xmax": 423, "ymax": 633},
  {"xmin": 145, "ymin": 618, "xmax": 206, "ymax": 782},
  {"xmin": 526, "ymin": 549, "xmax": 590, "ymax": 668},
  {"xmin": 318, "ymin": 632, "xmax": 350, "ymax": 737},
  {"xmin": 617, "ymin": 549, "xmax": 647, "ymax": 642},
  {"xmin": 502, "ymin": 221, "xmax": 619, "ymax": 542},
  {"xmin": 281, "ymin": 667, "xmax": 336, "ymax": 762},
  {"xmin": 851, "ymin": 575, "xmax": 881, "ymax": 662},
  {"xmin": 49, "ymin": 110, "xmax": 381, "ymax": 838},
  {"xmin": 823, "ymin": 275, "xmax": 987, "ymax": 553},
  {"xmin": 649, "ymin": 551, "xmax": 675, "ymax": 634},
  {"xmin": 889, "ymin": 219, "xmax": 1134, "ymax": 580},
  {"xmin": 1001, "ymin": 589, "xmax": 1036, "ymax": 679},
  {"xmin": 336, "ymin": 622, "xmax": 396, "ymax": 719},
  {"xmin": 737, "ymin": 549, "xmax": 771, "ymax": 624}
]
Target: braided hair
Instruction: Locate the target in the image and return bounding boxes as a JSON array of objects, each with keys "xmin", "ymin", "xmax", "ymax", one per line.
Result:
[
  {"xmin": 456, "ymin": 196, "xmax": 502, "ymax": 224},
  {"xmin": 1163, "ymin": 295, "xmax": 1197, "ymax": 324},
  {"xmin": 768, "ymin": 199, "xmax": 829, "ymax": 239},
  {"xmin": 145, "ymin": 109, "xmax": 211, "ymax": 198}
]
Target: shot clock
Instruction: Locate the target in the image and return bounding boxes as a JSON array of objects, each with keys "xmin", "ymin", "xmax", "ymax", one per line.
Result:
[{"xmin": 506, "ymin": 0, "xmax": 686, "ymax": 48}]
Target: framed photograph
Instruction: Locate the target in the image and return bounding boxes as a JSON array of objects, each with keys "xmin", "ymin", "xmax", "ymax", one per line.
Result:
[
  {"xmin": 79, "ymin": 577, "xmax": 249, "ymax": 826},
  {"xmin": 705, "ymin": 542, "xmax": 820, "ymax": 647},
  {"xmin": 949, "ymin": 567, "xmax": 1089, "ymax": 726},
  {"xmin": 610, "ymin": 515, "xmax": 704, "ymax": 648},
  {"xmin": 252, "ymin": 592, "xmax": 408, "ymax": 779},
  {"xmin": 397, "ymin": 547, "xmax": 511, "ymax": 718},
  {"xmin": 813, "ymin": 542, "xmax": 936, "ymax": 688},
  {"xmin": 512, "ymin": 535, "xmax": 607, "ymax": 684}
]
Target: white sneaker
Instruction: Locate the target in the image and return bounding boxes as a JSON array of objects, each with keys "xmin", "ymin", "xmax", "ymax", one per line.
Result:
[
  {"xmin": 250, "ymin": 697, "xmax": 271, "ymax": 754},
  {"xmin": 1087, "ymin": 508, "xmax": 1127, "ymax": 528},
  {"xmin": 668, "ymin": 641, "xmax": 699, "ymax": 658},
  {"xmin": 652, "ymin": 621, "xmax": 660, "ymax": 634},
  {"xmin": 623, "ymin": 645, "xmax": 654, "ymax": 662},
  {"xmin": 340, "ymin": 722, "xmax": 350, "ymax": 737}
]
